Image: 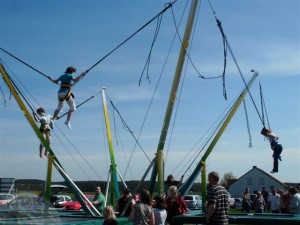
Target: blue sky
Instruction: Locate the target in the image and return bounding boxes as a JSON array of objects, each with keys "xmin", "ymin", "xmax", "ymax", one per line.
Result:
[{"xmin": 0, "ymin": 0, "xmax": 299, "ymax": 186}]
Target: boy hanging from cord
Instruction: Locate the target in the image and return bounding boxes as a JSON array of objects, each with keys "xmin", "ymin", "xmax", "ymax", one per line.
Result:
[
  {"xmin": 33, "ymin": 108, "xmax": 53, "ymax": 158},
  {"xmin": 261, "ymin": 127, "xmax": 283, "ymax": 173}
]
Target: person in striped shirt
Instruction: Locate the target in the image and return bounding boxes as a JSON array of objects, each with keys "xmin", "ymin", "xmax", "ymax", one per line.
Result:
[{"xmin": 206, "ymin": 171, "xmax": 229, "ymax": 225}]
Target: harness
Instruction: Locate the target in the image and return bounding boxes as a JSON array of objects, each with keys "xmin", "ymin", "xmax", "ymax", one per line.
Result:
[
  {"xmin": 39, "ymin": 123, "xmax": 50, "ymax": 132},
  {"xmin": 59, "ymin": 83, "xmax": 74, "ymax": 101}
]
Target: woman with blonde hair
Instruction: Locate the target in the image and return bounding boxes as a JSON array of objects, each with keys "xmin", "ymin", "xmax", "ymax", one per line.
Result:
[
  {"xmin": 166, "ymin": 186, "xmax": 188, "ymax": 225},
  {"xmin": 103, "ymin": 206, "xmax": 117, "ymax": 225}
]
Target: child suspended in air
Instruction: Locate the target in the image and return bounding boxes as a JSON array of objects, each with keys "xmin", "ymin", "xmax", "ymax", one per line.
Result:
[
  {"xmin": 33, "ymin": 108, "xmax": 53, "ymax": 158},
  {"xmin": 261, "ymin": 127, "xmax": 283, "ymax": 173},
  {"xmin": 50, "ymin": 67, "xmax": 87, "ymax": 130}
]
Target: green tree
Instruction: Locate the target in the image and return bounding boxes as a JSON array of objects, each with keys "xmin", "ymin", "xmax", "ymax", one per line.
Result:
[{"xmin": 221, "ymin": 172, "xmax": 236, "ymax": 188}]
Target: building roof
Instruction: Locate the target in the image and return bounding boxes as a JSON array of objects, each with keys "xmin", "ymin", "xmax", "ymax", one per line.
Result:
[{"xmin": 229, "ymin": 165, "xmax": 288, "ymax": 188}]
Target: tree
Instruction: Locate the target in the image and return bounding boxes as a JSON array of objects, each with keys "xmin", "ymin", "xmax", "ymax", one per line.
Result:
[{"xmin": 221, "ymin": 172, "xmax": 236, "ymax": 188}]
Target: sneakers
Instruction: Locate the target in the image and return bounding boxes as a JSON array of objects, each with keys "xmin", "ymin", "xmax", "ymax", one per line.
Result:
[
  {"xmin": 270, "ymin": 170, "xmax": 278, "ymax": 173},
  {"xmin": 65, "ymin": 121, "xmax": 72, "ymax": 130}
]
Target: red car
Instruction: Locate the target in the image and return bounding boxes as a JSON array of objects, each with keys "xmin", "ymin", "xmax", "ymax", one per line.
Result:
[
  {"xmin": 0, "ymin": 194, "xmax": 15, "ymax": 206},
  {"xmin": 61, "ymin": 194, "xmax": 94, "ymax": 211}
]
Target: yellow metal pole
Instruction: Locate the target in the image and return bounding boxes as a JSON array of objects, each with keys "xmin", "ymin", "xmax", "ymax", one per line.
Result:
[
  {"xmin": 0, "ymin": 64, "xmax": 55, "ymax": 212},
  {"xmin": 101, "ymin": 87, "xmax": 120, "ymax": 207},
  {"xmin": 179, "ymin": 71, "xmax": 259, "ymax": 196}
]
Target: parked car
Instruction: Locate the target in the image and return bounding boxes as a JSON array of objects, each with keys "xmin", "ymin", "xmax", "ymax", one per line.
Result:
[
  {"xmin": 184, "ymin": 195, "xmax": 202, "ymax": 209},
  {"xmin": 50, "ymin": 194, "xmax": 73, "ymax": 208},
  {"xmin": 227, "ymin": 192, "xmax": 235, "ymax": 208},
  {"xmin": 0, "ymin": 193, "xmax": 15, "ymax": 206},
  {"xmin": 6, "ymin": 195, "xmax": 44, "ymax": 211},
  {"xmin": 61, "ymin": 194, "xmax": 94, "ymax": 211},
  {"xmin": 234, "ymin": 197, "xmax": 243, "ymax": 209}
]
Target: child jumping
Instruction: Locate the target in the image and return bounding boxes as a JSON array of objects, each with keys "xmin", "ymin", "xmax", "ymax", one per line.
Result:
[
  {"xmin": 261, "ymin": 127, "xmax": 283, "ymax": 173},
  {"xmin": 33, "ymin": 108, "xmax": 53, "ymax": 158},
  {"xmin": 50, "ymin": 67, "xmax": 87, "ymax": 130}
]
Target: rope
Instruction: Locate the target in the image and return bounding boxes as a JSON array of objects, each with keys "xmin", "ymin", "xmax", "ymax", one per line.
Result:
[
  {"xmin": 259, "ymin": 82, "xmax": 271, "ymax": 129},
  {"xmin": 179, "ymin": 101, "xmax": 235, "ymax": 177},
  {"xmin": 138, "ymin": 12, "xmax": 163, "ymax": 85},
  {"xmin": 52, "ymin": 125, "xmax": 103, "ymax": 180},
  {"xmin": 169, "ymin": 3, "xmax": 228, "ymax": 100},
  {"xmin": 207, "ymin": 1, "xmax": 265, "ymax": 126},
  {"xmin": 57, "ymin": 91, "xmax": 101, "ymax": 120},
  {"xmin": 2, "ymin": 65, "xmax": 35, "ymax": 112},
  {"xmin": 85, "ymin": 1, "xmax": 177, "ymax": 74},
  {"xmin": 243, "ymin": 100, "xmax": 253, "ymax": 148},
  {"xmin": 3, "ymin": 61, "xmax": 43, "ymax": 110},
  {"xmin": 259, "ymin": 82, "xmax": 265, "ymax": 127},
  {"xmin": 0, "ymin": 48, "xmax": 52, "ymax": 81},
  {"xmin": 107, "ymin": 95, "xmax": 151, "ymax": 162}
]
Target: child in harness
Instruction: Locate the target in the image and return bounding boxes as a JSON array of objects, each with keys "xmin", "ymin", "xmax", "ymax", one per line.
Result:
[{"xmin": 261, "ymin": 127, "xmax": 283, "ymax": 173}]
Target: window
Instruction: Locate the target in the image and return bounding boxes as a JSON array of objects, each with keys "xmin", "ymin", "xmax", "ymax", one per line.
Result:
[
  {"xmin": 247, "ymin": 178, "xmax": 252, "ymax": 185},
  {"xmin": 259, "ymin": 178, "xmax": 264, "ymax": 185}
]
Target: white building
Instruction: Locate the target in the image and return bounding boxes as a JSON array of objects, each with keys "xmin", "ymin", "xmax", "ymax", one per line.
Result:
[{"xmin": 228, "ymin": 166, "xmax": 287, "ymax": 197}]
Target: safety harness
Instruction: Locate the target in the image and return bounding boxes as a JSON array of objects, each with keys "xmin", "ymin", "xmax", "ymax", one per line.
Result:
[{"xmin": 59, "ymin": 83, "xmax": 74, "ymax": 102}]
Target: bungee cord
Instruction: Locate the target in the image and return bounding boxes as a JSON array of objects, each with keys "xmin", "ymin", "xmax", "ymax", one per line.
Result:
[
  {"xmin": 52, "ymin": 124, "xmax": 103, "ymax": 181},
  {"xmin": 1, "ymin": 63, "xmax": 36, "ymax": 113},
  {"xmin": 1, "ymin": 1, "xmax": 179, "ymax": 84},
  {"xmin": 259, "ymin": 81, "xmax": 271, "ymax": 129},
  {"xmin": 170, "ymin": 93, "xmax": 238, "ymax": 178},
  {"xmin": 0, "ymin": 47, "xmax": 53, "ymax": 81},
  {"xmin": 207, "ymin": 1, "xmax": 265, "ymax": 126},
  {"xmin": 243, "ymin": 100, "xmax": 253, "ymax": 148},
  {"xmin": 106, "ymin": 94, "xmax": 151, "ymax": 162},
  {"xmin": 1, "ymin": 61, "xmax": 43, "ymax": 111},
  {"xmin": 138, "ymin": 13, "xmax": 163, "ymax": 85},
  {"xmin": 174, "ymin": 100, "xmax": 236, "ymax": 179},
  {"xmin": 57, "ymin": 90, "xmax": 102, "ymax": 120},
  {"xmin": 85, "ymin": 1, "xmax": 178, "ymax": 74}
]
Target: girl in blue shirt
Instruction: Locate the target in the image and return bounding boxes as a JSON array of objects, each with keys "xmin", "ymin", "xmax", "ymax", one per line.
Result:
[{"xmin": 50, "ymin": 67, "xmax": 87, "ymax": 130}]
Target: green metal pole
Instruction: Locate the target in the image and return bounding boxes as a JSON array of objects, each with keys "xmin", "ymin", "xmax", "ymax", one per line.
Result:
[
  {"xmin": 201, "ymin": 161, "xmax": 207, "ymax": 212},
  {"xmin": 0, "ymin": 64, "xmax": 56, "ymax": 212},
  {"xmin": 149, "ymin": 0, "xmax": 199, "ymax": 195}
]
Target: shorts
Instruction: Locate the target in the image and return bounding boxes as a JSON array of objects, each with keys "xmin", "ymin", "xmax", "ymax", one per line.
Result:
[
  {"xmin": 40, "ymin": 129, "xmax": 51, "ymax": 146},
  {"xmin": 56, "ymin": 92, "xmax": 76, "ymax": 112}
]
